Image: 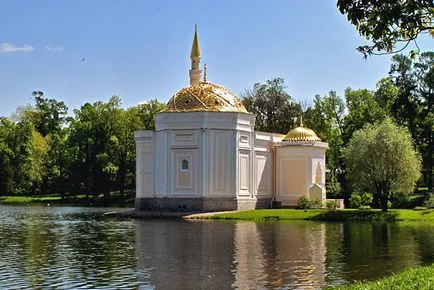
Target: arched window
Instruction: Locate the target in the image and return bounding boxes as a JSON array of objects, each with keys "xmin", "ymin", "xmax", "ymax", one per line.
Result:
[
  {"xmin": 315, "ymin": 162, "xmax": 322, "ymax": 184},
  {"xmin": 181, "ymin": 159, "xmax": 189, "ymax": 171}
]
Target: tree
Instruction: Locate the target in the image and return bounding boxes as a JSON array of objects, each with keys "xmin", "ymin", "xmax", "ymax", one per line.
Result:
[
  {"xmin": 242, "ymin": 78, "xmax": 301, "ymax": 134},
  {"xmin": 344, "ymin": 118, "xmax": 421, "ymax": 211},
  {"xmin": 342, "ymin": 88, "xmax": 386, "ymax": 145},
  {"xmin": 388, "ymin": 53, "xmax": 434, "ymax": 193},
  {"xmin": 337, "ymin": 0, "xmax": 434, "ymax": 57},
  {"xmin": 30, "ymin": 91, "xmax": 68, "ymax": 136},
  {"xmin": 137, "ymin": 99, "xmax": 166, "ymax": 130}
]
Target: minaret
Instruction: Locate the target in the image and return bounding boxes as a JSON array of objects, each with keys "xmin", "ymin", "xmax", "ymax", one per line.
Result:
[{"xmin": 189, "ymin": 24, "xmax": 202, "ymax": 85}]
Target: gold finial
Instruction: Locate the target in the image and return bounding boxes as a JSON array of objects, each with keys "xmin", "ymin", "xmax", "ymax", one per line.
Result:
[
  {"xmin": 204, "ymin": 64, "xmax": 207, "ymax": 82},
  {"xmin": 300, "ymin": 115, "xmax": 304, "ymax": 127},
  {"xmin": 190, "ymin": 25, "xmax": 201, "ymax": 58}
]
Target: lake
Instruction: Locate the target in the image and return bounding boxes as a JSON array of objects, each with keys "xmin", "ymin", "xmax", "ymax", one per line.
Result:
[{"xmin": 0, "ymin": 206, "xmax": 433, "ymax": 289}]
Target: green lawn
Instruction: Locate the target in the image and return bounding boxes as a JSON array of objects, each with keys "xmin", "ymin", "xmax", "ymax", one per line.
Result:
[
  {"xmin": 207, "ymin": 209, "xmax": 434, "ymax": 221},
  {"xmin": 333, "ymin": 264, "xmax": 434, "ymax": 290},
  {"xmin": 0, "ymin": 193, "xmax": 135, "ymax": 207},
  {"xmin": 0, "ymin": 195, "xmax": 61, "ymax": 204}
]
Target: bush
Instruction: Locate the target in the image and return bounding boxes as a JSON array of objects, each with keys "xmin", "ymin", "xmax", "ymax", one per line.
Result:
[
  {"xmin": 391, "ymin": 195, "xmax": 413, "ymax": 209},
  {"xmin": 358, "ymin": 205, "xmax": 372, "ymax": 210},
  {"xmin": 413, "ymin": 206, "xmax": 428, "ymax": 211},
  {"xmin": 311, "ymin": 198, "xmax": 323, "ymax": 209},
  {"xmin": 297, "ymin": 196, "xmax": 311, "ymax": 209},
  {"xmin": 423, "ymin": 194, "xmax": 434, "ymax": 208},
  {"xmin": 349, "ymin": 192, "xmax": 373, "ymax": 208},
  {"xmin": 349, "ymin": 194, "xmax": 362, "ymax": 208},
  {"xmin": 325, "ymin": 200, "xmax": 338, "ymax": 211}
]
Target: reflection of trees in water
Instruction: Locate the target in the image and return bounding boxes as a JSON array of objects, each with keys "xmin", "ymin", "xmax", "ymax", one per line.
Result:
[
  {"xmin": 0, "ymin": 207, "xmax": 138, "ymax": 288},
  {"xmin": 406, "ymin": 223, "xmax": 434, "ymax": 265},
  {"xmin": 134, "ymin": 219, "xmax": 434, "ymax": 288},
  {"xmin": 337, "ymin": 222, "xmax": 423, "ymax": 283}
]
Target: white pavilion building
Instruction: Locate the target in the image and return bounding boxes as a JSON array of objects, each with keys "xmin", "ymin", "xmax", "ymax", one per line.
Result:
[{"xmin": 134, "ymin": 27, "xmax": 328, "ymax": 212}]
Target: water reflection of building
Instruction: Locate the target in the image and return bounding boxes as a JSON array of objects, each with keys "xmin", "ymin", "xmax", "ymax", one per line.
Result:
[
  {"xmin": 232, "ymin": 221, "xmax": 327, "ymax": 289},
  {"xmin": 135, "ymin": 220, "xmax": 236, "ymax": 289},
  {"xmin": 135, "ymin": 220, "xmax": 329, "ymax": 289}
]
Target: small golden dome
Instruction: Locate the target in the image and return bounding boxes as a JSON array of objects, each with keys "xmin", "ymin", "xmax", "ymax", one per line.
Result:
[
  {"xmin": 163, "ymin": 82, "xmax": 249, "ymax": 113},
  {"xmin": 283, "ymin": 124, "xmax": 321, "ymax": 142}
]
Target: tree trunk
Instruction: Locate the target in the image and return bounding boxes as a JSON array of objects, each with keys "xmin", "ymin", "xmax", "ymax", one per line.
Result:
[
  {"xmin": 379, "ymin": 183, "xmax": 389, "ymax": 212},
  {"xmin": 373, "ymin": 183, "xmax": 381, "ymax": 209},
  {"xmin": 380, "ymin": 194, "xmax": 389, "ymax": 212}
]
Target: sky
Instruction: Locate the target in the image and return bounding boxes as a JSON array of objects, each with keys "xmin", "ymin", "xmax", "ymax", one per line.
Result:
[{"xmin": 1, "ymin": 0, "xmax": 433, "ymax": 117}]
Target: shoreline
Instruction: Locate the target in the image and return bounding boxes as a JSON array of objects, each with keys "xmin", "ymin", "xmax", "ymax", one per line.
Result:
[{"xmin": 105, "ymin": 208, "xmax": 434, "ymax": 222}]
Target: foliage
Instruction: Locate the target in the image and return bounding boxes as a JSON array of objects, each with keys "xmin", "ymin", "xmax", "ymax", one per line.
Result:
[
  {"xmin": 337, "ymin": 0, "xmax": 434, "ymax": 57},
  {"xmin": 344, "ymin": 118, "xmax": 422, "ymax": 211},
  {"xmin": 391, "ymin": 195, "xmax": 413, "ymax": 209},
  {"xmin": 311, "ymin": 198, "xmax": 323, "ymax": 209},
  {"xmin": 0, "ymin": 93, "xmax": 159, "ymax": 198},
  {"xmin": 387, "ymin": 53, "xmax": 434, "ymax": 193},
  {"xmin": 342, "ymin": 88, "xmax": 386, "ymax": 144},
  {"xmin": 414, "ymin": 206, "xmax": 429, "ymax": 211},
  {"xmin": 242, "ymin": 78, "xmax": 302, "ymax": 134},
  {"xmin": 136, "ymin": 99, "xmax": 166, "ymax": 130},
  {"xmin": 326, "ymin": 175, "xmax": 342, "ymax": 196},
  {"xmin": 349, "ymin": 192, "xmax": 373, "ymax": 208},
  {"xmin": 335, "ymin": 264, "xmax": 434, "ymax": 290},
  {"xmin": 423, "ymin": 194, "xmax": 434, "ymax": 208},
  {"xmin": 358, "ymin": 205, "xmax": 372, "ymax": 211},
  {"xmin": 325, "ymin": 200, "xmax": 338, "ymax": 211},
  {"xmin": 296, "ymin": 196, "xmax": 311, "ymax": 209}
]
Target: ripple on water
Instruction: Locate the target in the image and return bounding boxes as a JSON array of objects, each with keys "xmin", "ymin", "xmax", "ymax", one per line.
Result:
[{"xmin": 1, "ymin": 206, "xmax": 434, "ymax": 288}]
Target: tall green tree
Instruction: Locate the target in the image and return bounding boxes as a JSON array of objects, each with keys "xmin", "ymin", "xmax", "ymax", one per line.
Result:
[
  {"xmin": 345, "ymin": 118, "xmax": 421, "ymax": 211},
  {"xmin": 388, "ymin": 53, "xmax": 434, "ymax": 192},
  {"xmin": 242, "ymin": 78, "xmax": 302, "ymax": 134},
  {"xmin": 337, "ymin": 0, "xmax": 434, "ymax": 57},
  {"xmin": 342, "ymin": 88, "xmax": 386, "ymax": 145},
  {"xmin": 137, "ymin": 99, "xmax": 166, "ymax": 130},
  {"xmin": 30, "ymin": 91, "xmax": 68, "ymax": 136}
]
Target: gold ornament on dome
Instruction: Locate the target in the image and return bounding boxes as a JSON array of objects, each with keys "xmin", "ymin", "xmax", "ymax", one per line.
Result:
[
  {"xmin": 163, "ymin": 82, "xmax": 249, "ymax": 113},
  {"xmin": 283, "ymin": 123, "xmax": 321, "ymax": 142}
]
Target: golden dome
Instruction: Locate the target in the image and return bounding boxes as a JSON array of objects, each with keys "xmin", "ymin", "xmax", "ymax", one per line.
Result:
[
  {"xmin": 163, "ymin": 82, "xmax": 249, "ymax": 113},
  {"xmin": 283, "ymin": 124, "xmax": 321, "ymax": 142}
]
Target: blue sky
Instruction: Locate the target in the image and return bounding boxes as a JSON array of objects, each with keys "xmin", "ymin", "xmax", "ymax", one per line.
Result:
[{"xmin": 0, "ymin": 0, "xmax": 433, "ymax": 116}]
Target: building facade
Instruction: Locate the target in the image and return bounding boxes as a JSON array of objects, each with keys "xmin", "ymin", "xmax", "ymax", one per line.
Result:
[{"xmin": 135, "ymin": 27, "xmax": 328, "ymax": 212}]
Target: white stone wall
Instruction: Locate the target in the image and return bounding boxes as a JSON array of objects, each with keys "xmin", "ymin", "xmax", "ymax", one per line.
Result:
[
  {"xmin": 275, "ymin": 142, "xmax": 328, "ymax": 206},
  {"xmin": 134, "ymin": 131, "xmax": 155, "ymax": 198}
]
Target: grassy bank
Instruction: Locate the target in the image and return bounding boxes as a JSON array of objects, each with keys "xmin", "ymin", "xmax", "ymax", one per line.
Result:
[
  {"xmin": 334, "ymin": 264, "xmax": 434, "ymax": 290},
  {"xmin": 207, "ymin": 209, "xmax": 434, "ymax": 221},
  {"xmin": 0, "ymin": 194, "xmax": 135, "ymax": 207}
]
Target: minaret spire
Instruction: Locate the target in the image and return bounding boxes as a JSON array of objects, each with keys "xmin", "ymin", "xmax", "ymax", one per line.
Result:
[{"xmin": 189, "ymin": 25, "xmax": 202, "ymax": 85}]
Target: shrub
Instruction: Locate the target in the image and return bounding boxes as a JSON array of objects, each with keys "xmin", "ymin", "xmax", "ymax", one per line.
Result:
[
  {"xmin": 311, "ymin": 198, "xmax": 323, "ymax": 209},
  {"xmin": 349, "ymin": 194, "xmax": 362, "ymax": 208},
  {"xmin": 297, "ymin": 196, "xmax": 311, "ymax": 209},
  {"xmin": 413, "ymin": 206, "xmax": 428, "ymax": 211},
  {"xmin": 358, "ymin": 205, "xmax": 371, "ymax": 210},
  {"xmin": 423, "ymin": 194, "xmax": 434, "ymax": 208},
  {"xmin": 391, "ymin": 195, "xmax": 413, "ymax": 209},
  {"xmin": 349, "ymin": 192, "xmax": 373, "ymax": 208},
  {"xmin": 325, "ymin": 200, "xmax": 338, "ymax": 211}
]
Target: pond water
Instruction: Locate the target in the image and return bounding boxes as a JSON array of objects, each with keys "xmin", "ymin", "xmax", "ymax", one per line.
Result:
[{"xmin": 0, "ymin": 206, "xmax": 433, "ymax": 289}]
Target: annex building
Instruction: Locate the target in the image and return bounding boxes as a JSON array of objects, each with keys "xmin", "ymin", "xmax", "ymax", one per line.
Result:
[{"xmin": 134, "ymin": 27, "xmax": 328, "ymax": 212}]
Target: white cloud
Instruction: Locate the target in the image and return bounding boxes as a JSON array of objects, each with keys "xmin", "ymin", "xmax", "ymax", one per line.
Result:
[
  {"xmin": 0, "ymin": 42, "xmax": 34, "ymax": 53},
  {"xmin": 45, "ymin": 46, "xmax": 63, "ymax": 52}
]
